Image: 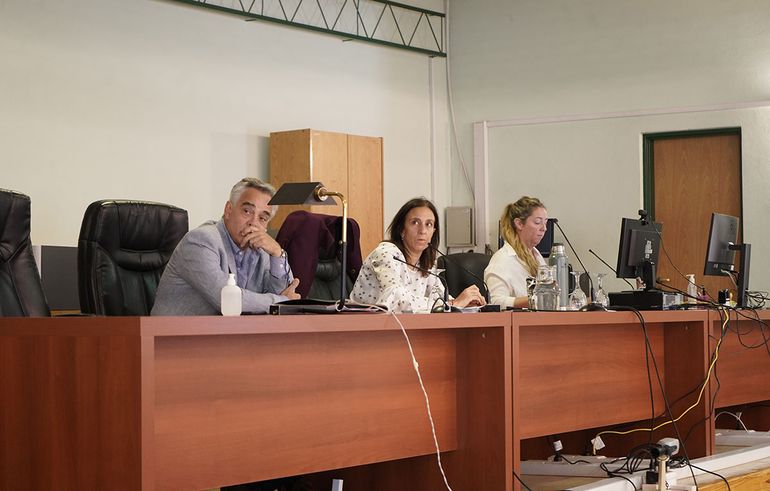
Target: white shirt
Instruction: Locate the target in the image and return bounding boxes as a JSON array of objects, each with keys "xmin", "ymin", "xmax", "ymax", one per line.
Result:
[
  {"xmin": 351, "ymin": 241, "xmax": 446, "ymax": 313},
  {"xmin": 484, "ymin": 242, "xmax": 546, "ymax": 309}
]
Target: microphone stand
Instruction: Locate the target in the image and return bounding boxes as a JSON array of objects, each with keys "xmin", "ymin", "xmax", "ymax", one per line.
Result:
[
  {"xmin": 588, "ymin": 248, "xmax": 635, "ymax": 289},
  {"xmin": 391, "ymin": 254, "xmax": 451, "ymax": 312},
  {"xmin": 553, "ymin": 220, "xmax": 607, "ymax": 311}
]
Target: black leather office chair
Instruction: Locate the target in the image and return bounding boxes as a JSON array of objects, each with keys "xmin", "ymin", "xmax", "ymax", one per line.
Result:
[
  {"xmin": 78, "ymin": 200, "xmax": 188, "ymax": 315},
  {"xmin": 437, "ymin": 252, "xmax": 491, "ymax": 299},
  {"xmin": 0, "ymin": 189, "xmax": 50, "ymax": 316},
  {"xmin": 276, "ymin": 211, "xmax": 363, "ymax": 301}
]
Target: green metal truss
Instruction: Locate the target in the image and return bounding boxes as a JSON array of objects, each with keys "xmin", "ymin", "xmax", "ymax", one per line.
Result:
[{"xmin": 166, "ymin": 0, "xmax": 446, "ymax": 57}]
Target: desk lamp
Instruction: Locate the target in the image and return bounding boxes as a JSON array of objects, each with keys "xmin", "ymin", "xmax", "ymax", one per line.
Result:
[{"xmin": 268, "ymin": 182, "xmax": 349, "ymax": 308}]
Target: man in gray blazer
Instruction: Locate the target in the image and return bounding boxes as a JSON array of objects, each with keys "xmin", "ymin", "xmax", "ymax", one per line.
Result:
[{"xmin": 152, "ymin": 178, "xmax": 300, "ymax": 315}]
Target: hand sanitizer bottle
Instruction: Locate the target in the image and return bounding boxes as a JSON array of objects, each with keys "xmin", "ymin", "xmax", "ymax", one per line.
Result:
[{"xmin": 221, "ymin": 273, "xmax": 242, "ymax": 316}]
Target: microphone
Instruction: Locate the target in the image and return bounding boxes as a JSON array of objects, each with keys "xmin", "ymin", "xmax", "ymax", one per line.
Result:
[
  {"xmin": 391, "ymin": 254, "xmax": 451, "ymax": 313},
  {"xmin": 429, "ymin": 245, "xmax": 492, "ymax": 304},
  {"xmin": 552, "ymin": 221, "xmax": 607, "ymax": 311},
  {"xmin": 588, "ymin": 248, "xmax": 635, "ymax": 289}
]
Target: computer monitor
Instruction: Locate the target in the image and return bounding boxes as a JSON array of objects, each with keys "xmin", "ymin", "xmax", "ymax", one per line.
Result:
[
  {"xmin": 615, "ymin": 215, "xmax": 662, "ymax": 291},
  {"xmin": 704, "ymin": 212, "xmax": 750, "ymax": 307},
  {"xmin": 536, "ymin": 218, "xmax": 557, "ymax": 258}
]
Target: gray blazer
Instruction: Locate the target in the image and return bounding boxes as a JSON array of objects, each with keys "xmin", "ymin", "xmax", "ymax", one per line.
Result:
[{"xmin": 151, "ymin": 220, "xmax": 292, "ymax": 315}]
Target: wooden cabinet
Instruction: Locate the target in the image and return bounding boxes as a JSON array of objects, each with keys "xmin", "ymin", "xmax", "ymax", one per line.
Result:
[{"xmin": 269, "ymin": 129, "xmax": 384, "ymax": 257}]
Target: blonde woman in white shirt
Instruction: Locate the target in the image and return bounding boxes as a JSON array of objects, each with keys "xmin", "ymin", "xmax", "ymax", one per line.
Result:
[
  {"xmin": 484, "ymin": 197, "xmax": 548, "ymax": 309},
  {"xmin": 351, "ymin": 197, "xmax": 486, "ymax": 313}
]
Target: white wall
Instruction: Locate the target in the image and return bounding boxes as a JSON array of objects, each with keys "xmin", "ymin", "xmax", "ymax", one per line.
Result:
[
  {"xmin": 486, "ymin": 107, "xmax": 770, "ymax": 293},
  {"xmin": 447, "ymin": 0, "xmax": 770, "ymax": 292},
  {"xmin": 0, "ymin": 0, "xmax": 451, "ymax": 246}
]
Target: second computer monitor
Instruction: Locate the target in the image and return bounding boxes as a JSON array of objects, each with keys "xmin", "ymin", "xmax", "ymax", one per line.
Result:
[
  {"xmin": 704, "ymin": 212, "xmax": 750, "ymax": 308},
  {"xmin": 704, "ymin": 212, "xmax": 739, "ymax": 276}
]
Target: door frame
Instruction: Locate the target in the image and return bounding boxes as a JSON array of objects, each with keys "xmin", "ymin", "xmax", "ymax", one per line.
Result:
[{"xmin": 642, "ymin": 127, "xmax": 743, "ymax": 221}]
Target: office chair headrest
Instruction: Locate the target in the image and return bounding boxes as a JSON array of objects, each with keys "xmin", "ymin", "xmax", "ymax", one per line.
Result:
[
  {"xmin": 0, "ymin": 189, "xmax": 32, "ymax": 263},
  {"xmin": 79, "ymin": 200, "xmax": 189, "ymax": 271}
]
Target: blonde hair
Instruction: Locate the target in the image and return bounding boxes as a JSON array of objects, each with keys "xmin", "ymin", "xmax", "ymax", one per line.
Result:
[{"xmin": 500, "ymin": 197, "xmax": 546, "ymax": 276}]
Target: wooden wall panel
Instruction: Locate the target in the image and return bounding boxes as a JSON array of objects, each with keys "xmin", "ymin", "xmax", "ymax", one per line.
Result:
[
  {"xmin": 348, "ymin": 135, "xmax": 384, "ymax": 257},
  {"xmin": 152, "ymin": 330, "xmax": 457, "ymax": 490},
  {"xmin": 269, "ymin": 128, "xmax": 384, "ymax": 261},
  {"xmin": 0, "ymin": 319, "xmax": 142, "ymax": 490},
  {"xmin": 269, "ymin": 129, "xmax": 312, "ymax": 228}
]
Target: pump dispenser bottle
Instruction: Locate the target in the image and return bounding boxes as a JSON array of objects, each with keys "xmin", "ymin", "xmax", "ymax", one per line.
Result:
[{"xmin": 221, "ymin": 273, "xmax": 242, "ymax": 316}]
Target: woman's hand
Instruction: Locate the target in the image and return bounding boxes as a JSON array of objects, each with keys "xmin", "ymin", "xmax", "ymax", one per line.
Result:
[{"xmin": 452, "ymin": 285, "xmax": 487, "ymax": 308}]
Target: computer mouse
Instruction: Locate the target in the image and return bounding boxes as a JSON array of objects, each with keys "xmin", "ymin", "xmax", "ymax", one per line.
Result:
[{"xmin": 580, "ymin": 303, "xmax": 608, "ymax": 312}]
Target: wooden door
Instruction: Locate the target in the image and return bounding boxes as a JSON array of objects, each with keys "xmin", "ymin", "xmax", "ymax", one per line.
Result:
[{"xmin": 647, "ymin": 130, "xmax": 742, "ymax": 299}]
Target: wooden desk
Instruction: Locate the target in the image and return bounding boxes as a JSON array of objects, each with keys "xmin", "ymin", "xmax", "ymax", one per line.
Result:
[
  {"xmin": 7, "ymin": 309, "xmax": 767, "ymax": 491},
  {"xmin": 0, "ymin": 313, "xmax": 512, "ymax": 491},
  {"xmin": 513, "ymin": 310, "xmax": 713, "ymax": 472},
  {"xmin": 711, "ymin": 309, "xmax": 770, "ymax": 430}
]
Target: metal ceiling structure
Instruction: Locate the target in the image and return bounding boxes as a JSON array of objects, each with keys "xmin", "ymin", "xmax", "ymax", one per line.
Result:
[{"xmin": 167, "ymin": 0, "xmax": 446, "ymax": 57}]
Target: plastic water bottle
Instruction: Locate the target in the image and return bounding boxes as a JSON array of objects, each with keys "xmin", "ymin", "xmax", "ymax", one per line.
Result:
[
  {"xmin": 548, "ymin": 243, "xmax": 569, "ymax": 310},
  {"xmin": 530, "ymin": 265, "xmax": 559, "ymax": 311},
  {"xmin": 686, "ymin": 274, "xmax": 697, "ymax": 304},
  {"xmin": 220, "ymin": 273, "xmax": 242, "ymax": 316}
]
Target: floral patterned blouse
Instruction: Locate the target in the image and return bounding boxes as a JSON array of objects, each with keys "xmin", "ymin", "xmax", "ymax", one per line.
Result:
[{"xmin": 350, "ymin": 241, "xmax": 445, "ymax": 313}]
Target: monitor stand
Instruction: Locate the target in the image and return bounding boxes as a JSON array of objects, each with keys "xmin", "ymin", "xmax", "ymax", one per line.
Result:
[
  {"xmin": 730, "ymin": 243, "xmax": 751, "ymax": 308},
  {"xmin": 608, "ymin": 259, "xmax": 672, "ymax": 310}
]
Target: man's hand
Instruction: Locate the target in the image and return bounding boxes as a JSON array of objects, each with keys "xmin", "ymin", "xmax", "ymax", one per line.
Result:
[
  {"xmin": 239, "ymin": 225, "xmax": 282, "ymax": 257},
  {"xmin": 281, "ymin": 278, "xmax": 301, "ymax": 300}
]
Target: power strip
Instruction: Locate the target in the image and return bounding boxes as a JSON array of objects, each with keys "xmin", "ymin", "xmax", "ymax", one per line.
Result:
[
  {"xmin": 642, "ymin": 484, "xmax": 695, "ymax": 491},
  {"xmin": 521, "ymin": 455, "xmax": 644, "ymax": 478}
]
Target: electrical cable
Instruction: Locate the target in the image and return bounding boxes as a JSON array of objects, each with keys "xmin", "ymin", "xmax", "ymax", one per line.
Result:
[
  {"xmin": 715, "ymin": 411, "xmax": 749, "ymax": 432},
  {"xmin": 389, "ymin": 312, "xmax": 453, "ymax": 490},
  {"xmin": 731, "ymin": 308, "xmax": 770, "ymax": 356},
  {"xmin": 652, "ymin": 225, "xmax": 722, "ymax": 306},
  {"xmin": 588, "ymin": 248, "xmax": 635, "ymax": 289},
  {"xmin": 512, "ymin": 469, "xmax": 533, "ymax": 491},
  {"xmin": 599, "ymin": 444, "xmax": 653, "ymax": 487},
  {"xmin": 688, "ymin": 463, "xmax": 732, "ymax": 491},
  {"xmin": 724, "ymin": 308, "xmax": 768, "ymax": 351},
  {"xmin": 442, "ymin": 0, "xmax": 475, "ymax": 201},
  {"xmin": 682, "ymin": 307, "xmax": 729, "ymax": 446},
  {"xmin": 553, "ymin": 220, "xmax": 595, "ymax": 293},
  {"xmin": 656, "ymin": 280, "xmax": 703, "ymax": 304},
  {"xmin": 592, "ymin": 307, "xmax": 724, "ymax": 488},
  {"xmin": 598, "ymin": 305, "xmax": 729, "ymax": 451},
  {"xmin": 652, "ymin": 225, "xmax": 691, "ymax": 284},
  {"xmin": 593, "ymin": 308, "xmax": 728, "ymax": 447},
  {"xmin": 557, "ymin": 454, "xmax": 592, "ymax": 465}
]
